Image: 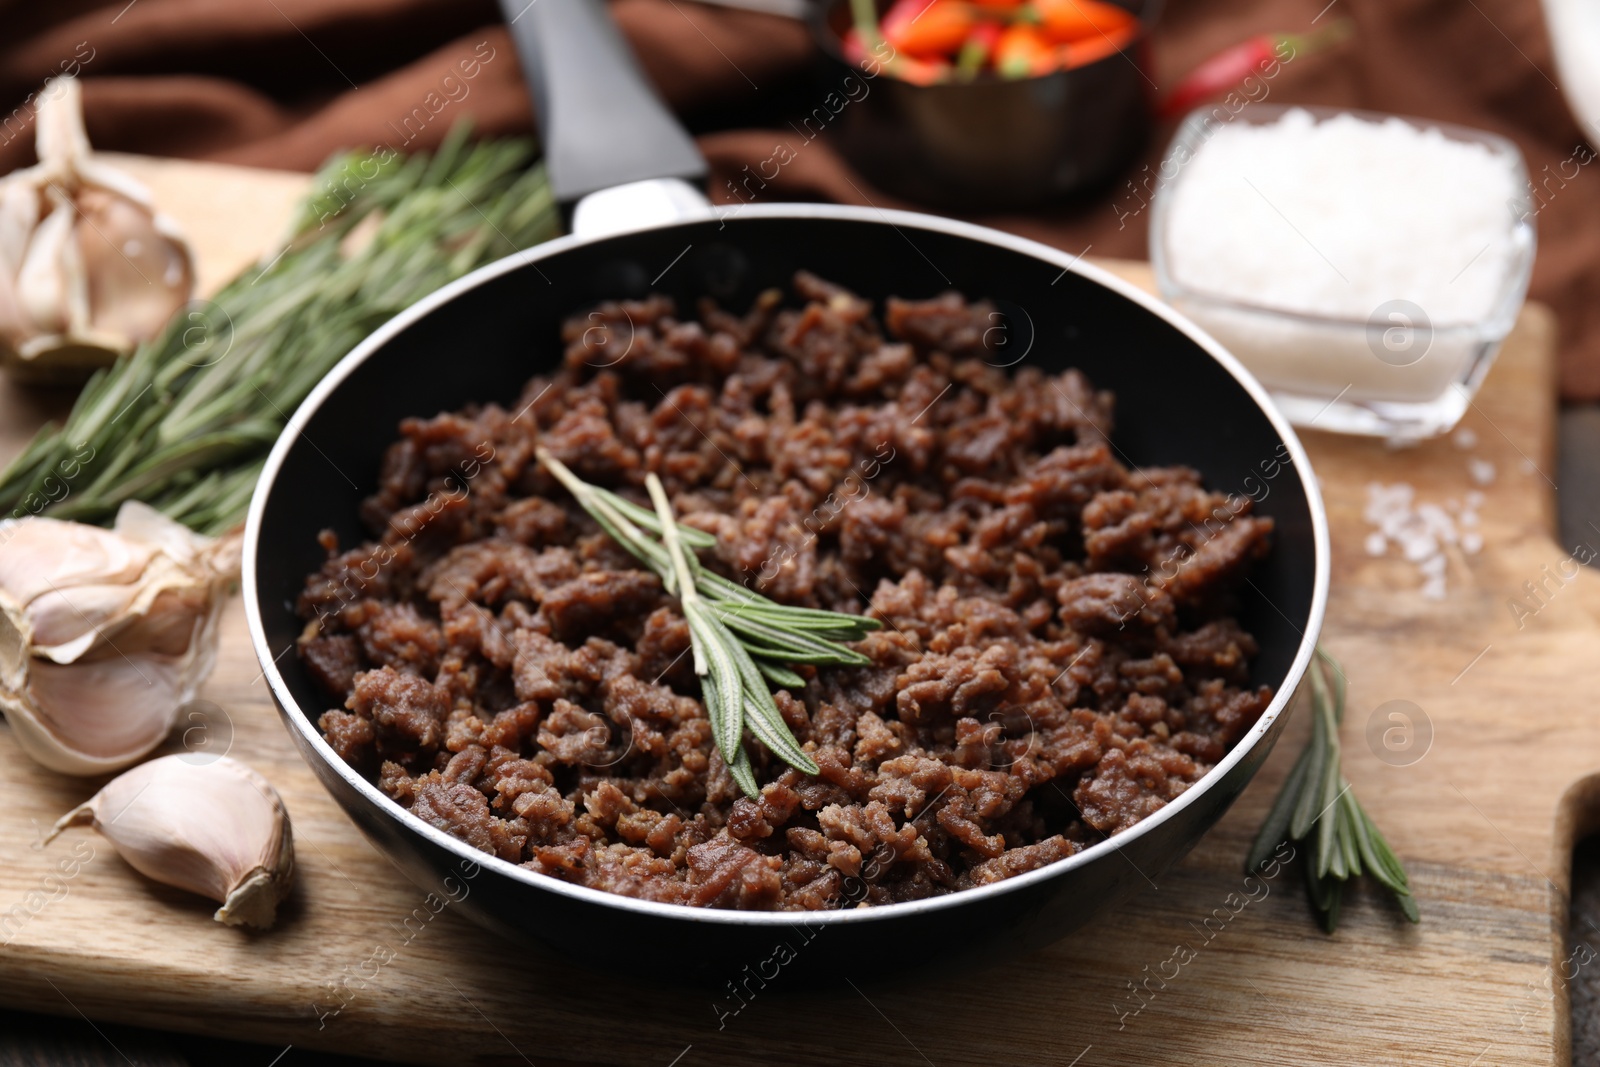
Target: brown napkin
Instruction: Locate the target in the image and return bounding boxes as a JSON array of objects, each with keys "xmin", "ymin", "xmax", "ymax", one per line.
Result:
[{"xmin": 3, "ymin": 0, "xmax": 1596, "ymax": 397}]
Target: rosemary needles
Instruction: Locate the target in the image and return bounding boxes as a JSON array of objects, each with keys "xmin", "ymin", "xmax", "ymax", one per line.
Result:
[
  {"xmin": 0, "ymin": 125, "xmax": 560, "ymax": 533},
  {"xmin": 535, "ymin": 448, "xmax": 880, "ymax": 796},
  {"xmin": 1247, "ymin": 647, "xmax": 1419, "ymax": 931}
]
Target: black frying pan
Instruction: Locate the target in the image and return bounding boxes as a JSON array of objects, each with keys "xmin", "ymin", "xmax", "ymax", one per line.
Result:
[{"xmin": 243, "ymin": 0, "xmax": 1328, "ymax": 981}]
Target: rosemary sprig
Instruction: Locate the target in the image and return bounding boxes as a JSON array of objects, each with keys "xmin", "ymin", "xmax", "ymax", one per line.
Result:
[
  {"xmin": 0, "ymin": 124, "xmax": 560, "ymax": 533},
  {"xmin": 1247, "ymin": 647, "xmax": 1420, "ymax": 931},
  {"xmin": 535, "ymin": 447, "xmax": 882, "ymax": 795}
]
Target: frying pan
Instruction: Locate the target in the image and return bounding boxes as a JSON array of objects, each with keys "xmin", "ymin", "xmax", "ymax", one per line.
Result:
[{"xmin": 243, "ymin": 0, "xmax": 1329, "ymax": 980}]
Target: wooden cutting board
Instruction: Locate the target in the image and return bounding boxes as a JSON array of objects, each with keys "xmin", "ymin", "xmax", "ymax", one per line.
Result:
[{"xmin": 0, "ymin": 157, "xmax": 1586, "ymax": 1067}]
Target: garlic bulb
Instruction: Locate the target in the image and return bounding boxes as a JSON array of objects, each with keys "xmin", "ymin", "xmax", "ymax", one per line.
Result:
[
  {"xmin": 47, "ymin": 754, "xmax": 294, "ymax": 928},
  {"xmin": 0, "ymin": 76, "xmax": 194, "ymax": 383},
  {"xmin": 0, "ymin": 501, "xmax": 238, "ymax": 775}
]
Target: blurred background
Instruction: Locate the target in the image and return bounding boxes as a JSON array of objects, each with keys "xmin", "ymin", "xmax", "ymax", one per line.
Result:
[{"xmin": 0, "ymin": 0, "xmax": 1591, "ymax": 394}]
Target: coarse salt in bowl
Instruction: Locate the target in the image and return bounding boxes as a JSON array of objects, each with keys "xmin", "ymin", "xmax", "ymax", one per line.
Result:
[{"xmin": 1149, "ymin": 104, "xmax": 1535, "ymax": 439}]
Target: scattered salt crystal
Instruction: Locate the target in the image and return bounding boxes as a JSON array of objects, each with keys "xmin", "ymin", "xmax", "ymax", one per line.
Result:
[
  {"xmin": 1364, "ymin": 481, "xmax": 1415, "ymax": 523},
  {"xmin": 1363, "ymin": 480, "xmax": 1487, "ymax": 599},
  {"xmin": 1417, "ymin": 503, "xmax": 1457, "ymax": 544},
  {"xmin": 1469, "ymin": 458, "xmax": 1497, "ymax": 485},
  {"xmin": 1454, "ymin": 427, "xmax": 1479, "ymax": 450},
  {"xmin": 1401, "ymin": 534, "xmax": 1436, "ymax": 562}
]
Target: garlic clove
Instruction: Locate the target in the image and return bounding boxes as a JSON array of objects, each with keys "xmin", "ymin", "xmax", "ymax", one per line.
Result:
[
  {"xmin": 0, "ymin": 175, "xmax": 45, "ymax": 351},
  {"xmin": 77, "ymin": 187, "xmax": 194, "ymax": 344},
  {"xmin": 0, "ymin": 516, "xmax": 171, "ymax": 665},
  {"xmin": 0, "ymin": 514, "xmax": 151, "ymax": 607},
  {"xmin": 23, "ymin": 582, "xmax": 147, "ymax": 660},
  {"xmin": 14, "ymin": 188, "xmax": 76, "ymax": 339},
  {"xmin": 0, "ymin": 177, "xmax": 40, "ymax": 276},
  {"xmin": 38, "ymin": 557, "xmax": 209, "ymax": 663},
  {"xmin": 0, "ymin": 593, "xmax": 27, "ymax": 694},
  {"xmin": 47, "ymin": 754, "xmax": 295, "ymax": 928},
  {"xmin": 0, "ymin": 502, "xmax": 235, "ymax": 775},
  {"xmin": 3, "ymin": 652, "xmax": 183, "ymax": 774}
]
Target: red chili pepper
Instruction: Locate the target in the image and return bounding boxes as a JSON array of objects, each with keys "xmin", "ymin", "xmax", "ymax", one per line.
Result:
[
  {"xmin": 1158, "ymin": 19, "xmax": 1352, "ymax": 120},
  {"xmin": 995, "ymin": 22, "xmax": 1054, "ymax": 77},
  {"xmin": 1029, "ymin": 0, "xmax": 1136, "ymax": 46},
  {"xmin": 845, "ymin": 0, "xmax": 954, "ymax": 83},
  {"xmin": 882, "ymin": 0, "xmax": 976, "ymax": 60},
  {"xmin": 1057, "ymin": 18, "xmax": 1137, "ymax": 70}
]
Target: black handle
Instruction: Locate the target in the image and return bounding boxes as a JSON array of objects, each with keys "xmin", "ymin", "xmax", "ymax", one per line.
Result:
[{"xmin": 499, "ymin": 0, "xmax": 708, "ymax": 204}]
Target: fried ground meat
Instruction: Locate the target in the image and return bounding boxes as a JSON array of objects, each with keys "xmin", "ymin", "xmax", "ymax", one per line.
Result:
[{"xmin": 298, "ymin": 273, "xmax": 1275, "ymax": 911}]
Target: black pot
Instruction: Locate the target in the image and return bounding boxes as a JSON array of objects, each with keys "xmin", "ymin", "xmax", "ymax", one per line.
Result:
[
  {"xmin": 242, "ymin": 0, "xmax": 1327, "ymax": 984},
  {"xmin": 809, "ymin": 0, "xmax": 1158, "ymax": 210}
]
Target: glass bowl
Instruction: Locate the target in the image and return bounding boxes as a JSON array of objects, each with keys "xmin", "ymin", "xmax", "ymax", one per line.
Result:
[{"xmin": 1149, "ymin": 104, "xmax": 1536, "ymax": 440}]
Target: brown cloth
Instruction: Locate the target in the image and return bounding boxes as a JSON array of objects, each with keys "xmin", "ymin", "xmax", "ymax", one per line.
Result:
[{"xmin": 3, "ymin": 0, "xmax": 1596, "ymax": 397}]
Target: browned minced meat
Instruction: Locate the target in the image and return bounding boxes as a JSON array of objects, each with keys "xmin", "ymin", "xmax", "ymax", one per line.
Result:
[{"xmin": 298, "ymin": 272, "xmax": 1275, "ymax": 911}]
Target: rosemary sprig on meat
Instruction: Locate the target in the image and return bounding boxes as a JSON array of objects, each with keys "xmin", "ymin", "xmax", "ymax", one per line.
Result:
[
  {"xmin": 1247, "ymin": 648, "xmax": 1419, "ymax": 931},
  {"xmin": 535, "ymin": 448, "xmax": 881, "ymax": 796}
]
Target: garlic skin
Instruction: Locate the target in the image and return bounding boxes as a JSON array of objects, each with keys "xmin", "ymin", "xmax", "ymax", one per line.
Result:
[
  {"xmin": 0, "ymin": 76, "xmax": 194, "ymax": 383},
  {"xmin": 0, "ymin": 501, "xmax": 238, "ymax": 775},
  {"xmin": 47, "ymin": 754, "xmax": 294, "ymax": 928}
]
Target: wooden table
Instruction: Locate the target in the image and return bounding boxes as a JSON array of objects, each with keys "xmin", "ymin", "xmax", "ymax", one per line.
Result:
[{"xmin": 0, "ymin": 157, "xmax": 1586, "ymax": 1067}]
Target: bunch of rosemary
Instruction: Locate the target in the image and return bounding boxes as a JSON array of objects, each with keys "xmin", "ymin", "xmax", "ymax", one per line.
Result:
[
  {"xmin": 1247, "ymin": 648, "xmax": 1419, "ymax": 931},
  {"xmin": 537, "ymin": 449, "xmax": 880, "ymax": 797},
  {"xmin": 0, "ymin": 126, "xmax": 559, "ymax": 534}
]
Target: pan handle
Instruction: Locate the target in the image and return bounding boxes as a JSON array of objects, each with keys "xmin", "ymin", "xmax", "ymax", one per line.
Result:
[{"xmin": 499, "ymin": 0, "xmax": 708, "ymax": 207}]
